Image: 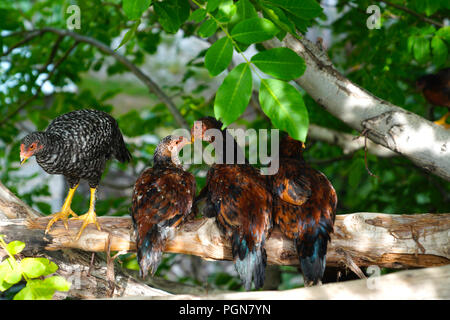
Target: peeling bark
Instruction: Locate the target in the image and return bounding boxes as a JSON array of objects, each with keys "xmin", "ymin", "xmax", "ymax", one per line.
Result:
[
  {"xmin": 264, "ymin": 35, "xmax": 450, "ymax": 181},
  {"xmin": 1, "ymin": 212, "xmax": 448, "ymax": 269}
]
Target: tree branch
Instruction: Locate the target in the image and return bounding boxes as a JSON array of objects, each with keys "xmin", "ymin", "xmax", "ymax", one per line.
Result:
[
  {"xmin": 308, "ymin": 124, "xmax": 396, "ymax": 157},
  {"xmin": 380, "ymin": 1, "xmax": 444, "ymax": 28},
  {"xmin": 116, "ymin": 264, "xmax": 450, "ymax": 300},
  {"xmin": 1, "ymin": 180, "xmax": 448, "ymax": 270},
  {"xmin": 0, "ymin": 40, "xmax": 79, "ymax": 127},
  {"xmin": 0, "ymin": 30, "xmax": 44, "ymax": 57},
  {"xmin": 1, "ymin": 212, "xmax": 448, "ymax": 269},
  {"xmin": 2, "ymin": 28, "xmax": 188, "ymax": 129},
  {"xmin": 37, "ymin": 27, "xmax": 189, "ymax": 129},
  {"xmin": 264, "ymin": 35, "xmax": 450, "ymax": 182}
]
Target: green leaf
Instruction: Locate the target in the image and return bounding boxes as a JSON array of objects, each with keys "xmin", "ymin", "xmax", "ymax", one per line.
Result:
[
  {"xmin": 348, "ymin": 158, "xmax": 365, "ymax": 189},
  {"xmin": 0, "ymin": 261, "xmax": 15, "ymax": 291},
  {"xmin": 215, "ymin": 1, "xmax": 236, "ymax": 23},
  {"xmin": 232, "ymin": 0, "xmax": 258, "ymax": 22},
  {"xmin": 123, "ymin": 0, "xmax": 151, "ymax": 20},
  {"xmin": 259, "ymin": 2, "xmax": 296, "ymax": 36},
  {"xmin": 6, "ymin": 241, "xmax": 25, "ymax": 255},
  {"xmin": 189, "ymin": 8, "xmax": 206, "ymax": 22},
  {"xmin": 265, "ymin": 0, "xmax": 323, "ymax": 20},
  {"xmin": 0, "ymin": 9, "xmax": 22, "ymax": 30},
  {"xmin": 42, "ymin": 276, "xmax": 71, "ymax": 292},
  {"xmin": 251, "ymin": 47, "xmax": 306, "ymax": 80},
  {"xmin": 21, "ymin": 257, "xmax": 58, "ymax": 278},
  {"xmin": 205, "ymin": 37, "xmax": 233, "ymax": 76},
  {"xmin": 214, "ymin": 63, "xmax": 253, "ymax": 127},
  {"xmin": 206, "ymin": 0, "xmax": 221, "ymax": 12},
  {"xmin": 2, "ymin": 258, "xmax": 22, "ymax": 284},
  {"xmin": 231, "ymin": 17, "xmax": 279, "ymax": 44},
  {"xmin": 115, "ymin": 19, "xmax": 140, "ymax": 51},
  {"xmin": 153, "ymin": 0, "xmax": 190, "ymax": 34},
  {"xmin": 413, "ymin": 0, "xmax": 441, "ymax": 16},
  {"xmin": 14, "ymin": 284, "xmax": 35, "ymax": 300},
  {"xmin": 197, "ymin": 19, "xmax": 218, "ymax": 38},
  {"xmin": 14, "ymin": 279, "xmax": 54, "ymax": 300},
  {"xmin": 259, "ymin": 79, "xmax": 309, "ymax": 142},
  {"xmin": 284, "ymin": 11, "xmax": 310, "ymax": 33},
  {"xmin": 413, "ymin": 37, "xmax": 431, "ymax": 63},
  {"xmin": 431, "ymin": 36, "xmax": 448, "ymax": 67},
  {"xmin": 436, "ymin": 26, "xmax": 450, "ymax": 41},
  {"xmin": 123, "ymin": 257, "xmax": 140, "ymax": 271}
]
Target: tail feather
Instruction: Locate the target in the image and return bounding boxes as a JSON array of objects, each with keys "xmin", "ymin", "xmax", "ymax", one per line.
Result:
[
  {"xmin": 295, "ymin": 234, "xmax": 328, "ymax": 286},
  {"xmin": 137, "ymin": 225, "xmax": 170, "ymax": 278},
  {"xmin": 232, "ymin": 233, "xmax": 267, "ymax": 290},
  {"xmin": 113, "ymin": 127, "xmax": 132, "ymax": 163}
]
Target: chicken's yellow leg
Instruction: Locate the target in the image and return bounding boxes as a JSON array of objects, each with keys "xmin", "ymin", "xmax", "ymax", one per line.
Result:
[
  {"xmin": 434, "ymin": 112, "xmax": 450, "ymax": 128},
  {"xmin": 45, "ymin": 184, "xmax": 79, "ymax": 234},
  {"xmin": 71, "ymin": 187, "xmax": 101, "ymax": 240}
]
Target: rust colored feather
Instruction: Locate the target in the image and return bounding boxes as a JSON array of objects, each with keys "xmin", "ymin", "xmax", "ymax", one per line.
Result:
[
  {"xmin": 271, "ymin": 135, "xmax": 337, "ymax": 286},
  {"xmin": 131, "ymin": 136, "xmax": 195, "ymax": 278},
  {"xmin": 192, "ymin": 117, "xmax": 272, "ymax": 290}
]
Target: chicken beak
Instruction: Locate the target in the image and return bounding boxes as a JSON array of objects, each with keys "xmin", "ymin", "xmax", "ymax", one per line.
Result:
[
  {"xmin": 20, "ymin": 155, "xmax": 29, "ymax": 165},
  {"xmin": 191, "ymin": 135, "xmax": 195, "ymax": 143}
]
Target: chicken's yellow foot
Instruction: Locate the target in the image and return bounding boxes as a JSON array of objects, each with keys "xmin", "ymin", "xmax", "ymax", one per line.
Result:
[
  {"xmin": 434, "ymin": 112, "xmax": 450, "ymax": 128},
  {"xmin": 71, "ymin": 187, "xmax": 101, "ymax": 240},
  {"xmin": 45, "ymin": 184, "xmax": 79, "ymax": 234}
]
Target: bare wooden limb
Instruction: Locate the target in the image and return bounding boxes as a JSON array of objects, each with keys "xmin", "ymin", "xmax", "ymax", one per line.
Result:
[
  {"xmin": 1, "ymin": 212, "xmax": 448, "ymax": 269},
  {"xmin": 0, "ymin": 180, "xmax": 191, "ymax": 298},
  {"xmin": 264, "ymin": 35, "xmax": 450, "ymax": 182},
  {"xmin": 117, "ymin": 264, "xmax": 450, "ymax": 300},
  {"xmin": 308, "ymin": 124, "xmax": 395, "ymax": 157},
  {"xmin": 0, "ymin": 181, "xmax": 41, "ymax": 220}
]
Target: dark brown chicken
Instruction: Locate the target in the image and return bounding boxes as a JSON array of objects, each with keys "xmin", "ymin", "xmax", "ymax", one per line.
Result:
[
  {"xmin": 131, "ymin": 135, "xmax": 195, "ymax": 278},
  {"xmin": 192, "ymin": 117, "xmax": 272, "ymax": 290},
  {"xmin": 416, "ymin": 67, "xmax": 450, "ymax": 128},
  {"xmin": 271, "ymin": 135, "xmax": 337, "ymax": 286}
]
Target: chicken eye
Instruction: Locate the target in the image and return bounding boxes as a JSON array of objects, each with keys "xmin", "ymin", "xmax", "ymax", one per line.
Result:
[{"xmin": 29, "ymin": 145, "xmax": 34, "ymax": 150}]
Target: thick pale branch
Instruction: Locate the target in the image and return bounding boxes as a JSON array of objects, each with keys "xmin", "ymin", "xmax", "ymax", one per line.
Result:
[
  {"xmin": 1, "ymin": 212, "xmax": 448, "ymax": 269},
  {"xmin": 308, "ymin": 124, "xmax": 395, "ymax": 157},
  {"xmin": 122, "ymin": 264, "xmax": 450, "ymax": 300},
  {"xmin": 264, "ymin": 35, "xmax": 450, "ymax": 181}
]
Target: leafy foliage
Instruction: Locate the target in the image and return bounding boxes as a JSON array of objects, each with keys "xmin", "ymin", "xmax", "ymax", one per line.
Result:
[
  {"xmin": 0, "ymin": 0, "xmax": 448, "ymax": 293},
  {"xmin": 0, "ymin": 236, "xmax": 70, "ymax": 300}
]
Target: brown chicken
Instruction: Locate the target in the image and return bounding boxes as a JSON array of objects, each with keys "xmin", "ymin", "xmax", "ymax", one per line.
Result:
[
  {"xmin": 416, "ymin": 67, "xmax": 450, "ymax": 128},
  {"xmin": 131, "ymin": 135, "xmax": 195, "ymax": 278},
  {"xmin": 192, "ymin": 117, "xmax": 272, "ymax": 290},
  {"xmin": 271, "ymin": 135, "xmax": 337, "ymax": 286}
]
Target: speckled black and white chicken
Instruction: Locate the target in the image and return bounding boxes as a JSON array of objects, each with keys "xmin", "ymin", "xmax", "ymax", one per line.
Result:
[{"xmin": 19, "ymin": 109, "xmax": 132, "ymax": 239}]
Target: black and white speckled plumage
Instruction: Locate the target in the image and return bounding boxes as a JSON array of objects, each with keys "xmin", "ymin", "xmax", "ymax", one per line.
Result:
[{"xmin": 21, "ymin": 109, "xmax": 131, "ymax": 188}]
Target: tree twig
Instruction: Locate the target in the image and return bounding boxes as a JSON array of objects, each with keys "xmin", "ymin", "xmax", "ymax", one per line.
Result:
[
  {"xmin": 0, "ymin": 41, "xmax": 79, "ymax": 127},
  {"xmin": 380, "ymin": 0, "xmax": 444, "ymax": 28},
  {"xmin": 37, "ymin": 27, "xmax": 188, "ymax": 129}
]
